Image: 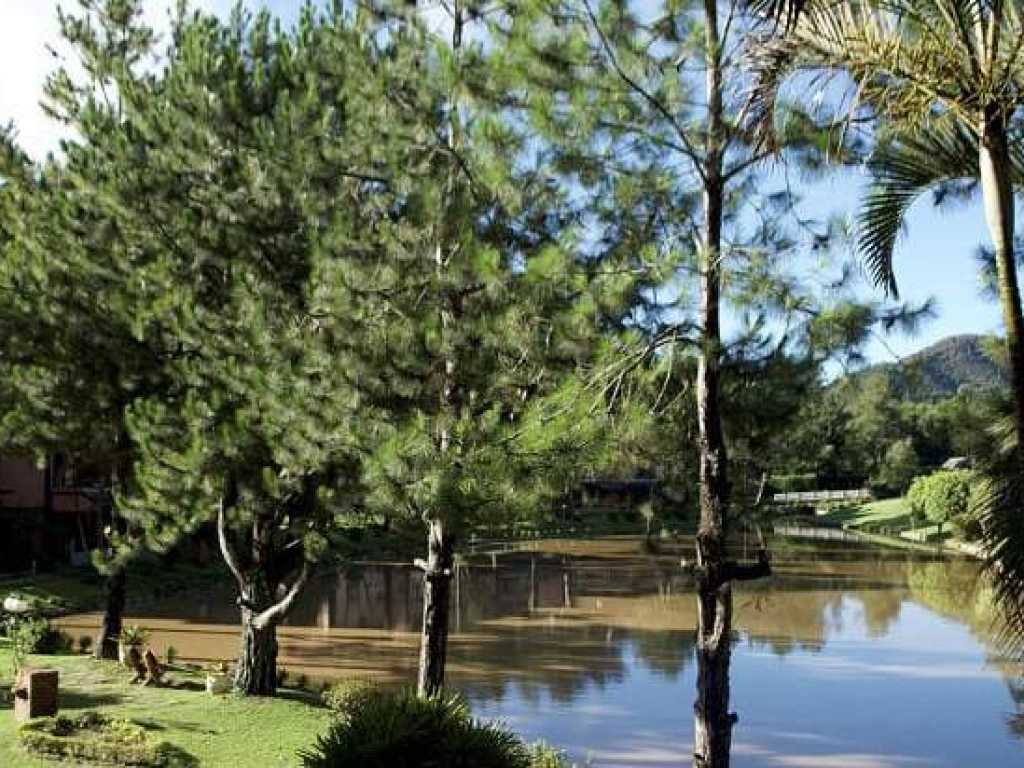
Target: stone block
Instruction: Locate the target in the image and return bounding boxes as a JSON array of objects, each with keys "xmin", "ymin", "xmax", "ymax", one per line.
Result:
[{"xmin": 13, "ymin": 668, "xmax": 59, "ymax": 723}]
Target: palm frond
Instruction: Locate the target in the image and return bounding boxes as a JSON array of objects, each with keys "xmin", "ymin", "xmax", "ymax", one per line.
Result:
[
  {"xmin": 974, "ymin": 468, "xmax": 1024, "ymax": 657},
  {"xmin": 857, "ymin": 122, "xmax": 979, "ymax": 296}
]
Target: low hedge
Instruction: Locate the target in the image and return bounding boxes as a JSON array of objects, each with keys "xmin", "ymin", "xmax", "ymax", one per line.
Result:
[{"xmin": 19, "ymin": 711, "xmax": 175, "ymax": 766}]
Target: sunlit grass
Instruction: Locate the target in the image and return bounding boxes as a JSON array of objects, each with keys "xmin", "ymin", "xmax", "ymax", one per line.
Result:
[{"xmin": 0, "ymin": 649, "xmax": 332, "ymax": 767}]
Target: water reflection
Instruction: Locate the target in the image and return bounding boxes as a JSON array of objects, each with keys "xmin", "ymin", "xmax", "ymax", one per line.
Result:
[{"xmin": 59, "ymin": 536, "xmax": 1024, "ymax": 766}]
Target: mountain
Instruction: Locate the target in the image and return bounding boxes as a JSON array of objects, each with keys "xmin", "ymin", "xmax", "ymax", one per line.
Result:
[{"xmin": 860, "ymin": 334, "xmax": 1008, "ymax": 400}]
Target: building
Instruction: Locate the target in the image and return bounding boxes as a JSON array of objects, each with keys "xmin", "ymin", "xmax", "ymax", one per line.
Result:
[{"xmin": 0, "ymin": 455, "xmax": 98, "ymax": 574}]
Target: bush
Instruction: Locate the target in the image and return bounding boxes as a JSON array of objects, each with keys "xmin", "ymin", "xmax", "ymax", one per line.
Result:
[
  {"xmin": 527, "ymin": 742, "xmax": 570, "ymax": 768},
  {"xmin": 4, "ymin": 616, "xmax": 72, "ymax": 673},
  {"xmin": 19, "ymin": 711, "xmax": 176, "ymax": 767},
  {"xmin": 299, "ymin": 689, "xmax": 533, "ymax": 768},
  {"xmin": 34, "ymin": 625, "xmax": 75, "ymax": 655},
  {"xmin": 907, "ymin": 470, "xmax": 974, "ymax": 536},
  {"xmin": 322, "ymin": 678, "xmax": 382, "ymax": 714}
]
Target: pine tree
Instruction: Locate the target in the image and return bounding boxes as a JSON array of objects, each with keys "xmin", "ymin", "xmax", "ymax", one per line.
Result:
[
  {"xmin": 1, "ymin": 1, "xmax": 395, "ymax": 694},
  {"xmin": 320, "ymin": 4, "xmax": 621, "ymax": 698},
  {"xmin": 494, "ymin": 0, "xmax": 925, "ymax": 763},
  {"xmin": 0, "ymin": 1, "xmax": 167, "ymax": 659}
]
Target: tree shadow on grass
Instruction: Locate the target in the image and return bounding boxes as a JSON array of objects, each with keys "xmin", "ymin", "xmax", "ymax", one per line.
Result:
[
  {"xmin": 134, "ymin": 717, "xmax": 218, "ymax": 736},
  {"xmin": 155, "ymin": 742, "xmax": 201, "ymax": 768},
  {"xmin": 166, "ymin": 678, "xmax": 205, "ymax": 692},
  {"xmin": 59, "ymin": 690, "xmax": 125, "ymax": 709}
]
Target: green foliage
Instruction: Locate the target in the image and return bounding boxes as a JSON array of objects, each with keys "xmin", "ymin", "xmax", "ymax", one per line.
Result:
[
  {"xmin": 322, "ymin": 678, "xmax": 383, "ymax": 715},
  {"xmin": 3, "ymin": 616, "xmax": 72, "ymax": 675},
  {"xmin": 18, "ymin": 711, "xmax": 176, "ymax": 767},
  {"xmin": 872, "ymin": 438, "xmax": 920, "ymax": 496},
  {"xmin": 120, "ymin": 624, "xmax": 149, "ymax": 648},
  {"xmin": 774, "ymin": 370, "xmax": 997, "ymax": 489},
  {"xmin": 526, "ymin": 742, "xmax": 570, "ymax": 768},
  {"xmin": 299, "ymin": 689, "xmax": 532, "ymax": 768},
  {"xmin": 906, "ymin": 470, "xmax": 975, "ymax": 531}
]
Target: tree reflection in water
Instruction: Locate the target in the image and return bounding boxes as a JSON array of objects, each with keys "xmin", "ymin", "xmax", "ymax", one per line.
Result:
[{"xmin": 55, "ymin": 536, "xmax": 1024, "ymax": 762}]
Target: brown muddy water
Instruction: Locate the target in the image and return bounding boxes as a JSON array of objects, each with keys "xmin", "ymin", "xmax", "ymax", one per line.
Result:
[{"xmin": 60, "ymin": 535, "xmax": 1024, "ymax": 766}]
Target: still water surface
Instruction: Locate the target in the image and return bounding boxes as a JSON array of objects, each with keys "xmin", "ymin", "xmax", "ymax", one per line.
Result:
[{"xmin": 62, "ymin": 536, "xmax": 1024, "ymax": 766}]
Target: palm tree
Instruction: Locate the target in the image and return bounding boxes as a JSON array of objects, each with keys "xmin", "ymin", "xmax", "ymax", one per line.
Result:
[
  {"xmin": 749, "ymin": 0, "xmax": 1024, "ymax": 442},
  {"xmin": 746, "ymin": 0, "xmax": 1024, "ymax": 645}
]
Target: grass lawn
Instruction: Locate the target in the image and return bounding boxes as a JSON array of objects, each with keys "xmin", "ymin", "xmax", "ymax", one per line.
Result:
[
  {"xmin": 0, "ymin": 649, "xmax": 333, "ymax": 767},
  {"xmin": 0, "ymin": 569, "xmax": 106, "ymax": 614},
  {"xmin": 0, "ymin": 560, "xmax": 232, "ymax": 619},
  {"xmin": 818, "ymin": 497, "xmax": 916, "ymax": 531}
]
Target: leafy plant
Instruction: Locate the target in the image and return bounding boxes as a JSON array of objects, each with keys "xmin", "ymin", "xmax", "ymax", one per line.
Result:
[
  {"xmin": 5, "ymin": 616, "xmax": 52, "ymax": 675},
  {"xmin": 527, "ymin": 742, "xmax": 570, "ymax": 768},
  {"xmin": 78, "ymin": 635, "xmax": 93, "ymax": 655},
  {"xmin": 299, "ymin": 689, "xmax": 532, "ymax": 768},
  {"xmin": 165, "ymin": 646, "xmax": 177, "ymax": 665},
  {"xmin": 119, "ymin": 625, "xmax": 149, "ymax": 648}
]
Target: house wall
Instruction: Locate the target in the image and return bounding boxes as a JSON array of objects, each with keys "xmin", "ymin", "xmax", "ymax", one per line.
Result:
[{"xmin": 0, "ymin": 455, "xmax": 46, "ymax": 509}]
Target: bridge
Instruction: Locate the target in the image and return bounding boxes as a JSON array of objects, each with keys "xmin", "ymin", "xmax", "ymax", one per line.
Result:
[{"xmin": 771, "ymin": 489, "xmax": 872, "ymax": 504}]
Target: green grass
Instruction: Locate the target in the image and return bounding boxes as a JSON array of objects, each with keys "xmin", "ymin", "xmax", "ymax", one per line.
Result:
[
  {"xmin": 817, "ymin": 497, "xmax": 914, "ymax": 530},
  {"xmin": 0, "ymin": 649, "xmax": 333, "ymax": 767},
  {"xmin": 0, "ymin": 560, "xmax": 232, "ymax": 617},
  {"xmin": 0, "ymin": 569, "xmax": 106, "ymax": 614}
]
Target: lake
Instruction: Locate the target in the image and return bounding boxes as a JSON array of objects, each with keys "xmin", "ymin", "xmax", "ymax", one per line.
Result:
[{"xmin": 60, "ymin": 535, "xmax": 1024, "ymax": 767}]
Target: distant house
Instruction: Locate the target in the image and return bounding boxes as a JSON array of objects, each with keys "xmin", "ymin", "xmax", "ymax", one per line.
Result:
[{"xmin": 0, "ymin": 455, "xmax": 98, "ymax": 574}]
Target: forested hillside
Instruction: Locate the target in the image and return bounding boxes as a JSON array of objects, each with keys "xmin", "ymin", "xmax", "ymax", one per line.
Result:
[{"xmin": 858, "ymin": 334, "xmax": 1007, "ymax": 400}]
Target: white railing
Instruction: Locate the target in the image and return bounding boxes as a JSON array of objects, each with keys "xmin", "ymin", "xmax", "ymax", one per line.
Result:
[{"xmin": 771, "ymin": 489, "xmax": 872, "ymax": 504}]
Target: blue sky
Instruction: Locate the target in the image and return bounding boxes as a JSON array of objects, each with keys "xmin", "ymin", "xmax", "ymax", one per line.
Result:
[{"xmin": 0, "ymin": 0, "xmax": 1005, "ymax": 365}]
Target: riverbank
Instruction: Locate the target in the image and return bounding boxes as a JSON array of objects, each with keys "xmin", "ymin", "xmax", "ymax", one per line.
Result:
[
  {"xmin": 803, "ymin": 497, "xmax": 983, "ymax": 557},
  {"xmin": 0, "ymin": 560, "xmax": 231, "ymax": 619},
  {"xmin": 0, "ymin": 649, "xmax": 332, "ymax": 767}
]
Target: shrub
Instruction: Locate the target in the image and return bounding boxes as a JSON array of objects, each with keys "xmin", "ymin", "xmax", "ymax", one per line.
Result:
[
  {"xmin": 78, "ymin": 634, "xmax": 93, "ymax": 654},
  {"xmin": 907, "ymin": 470, "xmax": 974, "ymax": 536},
  {"xmin": 3, "ymin": 616, "xmax": 71, "ymax": 672},
  {"xmin": 299, "ymin": 689, "xmax": 532, "ymax": 768},
  {"xmin": 34, "ymin": 625, "xmax": 75, "ymax": 655},
  {"xmin": 321, "ymin": 678, "xmax": 382, "ymax": 714},
  {"xmin": 527, "ymin": 742, "xmax": 570, "ymax": 768},
  {"xmin": 19, "ymin": 711, "xmax": 175, "ymax": 767},
  {"xmin": 165, "ymin": 645, "xmax": 178, "ymax": 665}
]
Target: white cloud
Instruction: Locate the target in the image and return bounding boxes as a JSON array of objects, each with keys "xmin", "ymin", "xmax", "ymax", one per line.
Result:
[{"xmin": 0, "ymin": 1, "xmax": 234, "ymax": 160}]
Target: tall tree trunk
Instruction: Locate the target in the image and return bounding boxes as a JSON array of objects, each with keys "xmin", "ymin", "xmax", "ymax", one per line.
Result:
[
  {"xmin": 416, "ymin": 4, "xmax": 465, "ymax": 698},
  {"xmin": 694, "ymin": 0, "xmax": 733, "ymax": 764},
  {"xmin": 417, "ymin": 518, "xmax": 454, "ymax": 698},
  {"xmin": 235, "ymin": 573, "xmax": 279, "ymax": 696},
  {"xmin": 94, "ymin": 566, "xmax": 125, "ymax": 661},
  {"xmin": 980, "ymin": 108, "xmax": 1024, "ymax": 457}
]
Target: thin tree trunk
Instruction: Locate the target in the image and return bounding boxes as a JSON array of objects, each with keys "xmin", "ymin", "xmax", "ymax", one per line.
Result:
[
  {"xmin": 415, "ymin": 5, "xmax": 464, "ymax": 698},
  {"xmin": 979, "ymin": 108, "xmax": 1024, "ymax": 457},
  {"xmin": 235, "ymin": 574, "xmax": 279, "ymax": 696},
  {"xmin": 94, "ymin": 566, "xmax": 125, "ymax": 661},
  {"xmin": 694, "ymin": 0, "xmax": 733, "ymax": 763},
  {"xmin": 417, "ymin": 518, "xmax": 454, "ymax": 698}
]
